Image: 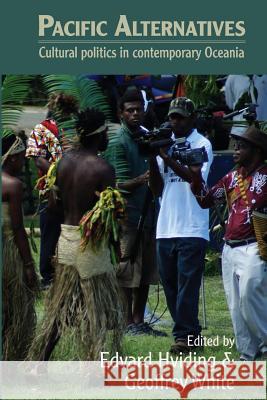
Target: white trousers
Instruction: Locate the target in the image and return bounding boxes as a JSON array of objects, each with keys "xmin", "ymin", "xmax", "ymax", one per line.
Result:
[{"xmin": 222, "ymin": 242, "xmax": 267, "ymax": 360}]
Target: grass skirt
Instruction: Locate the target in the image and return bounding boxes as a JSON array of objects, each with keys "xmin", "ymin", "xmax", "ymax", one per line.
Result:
[
  {"xmin": 2, "ymin": 231, "xmax": 37, "ymax": 360},
  {"xmin": 28, "ymin": 231, "xmax": 125, "ymax": 360}
]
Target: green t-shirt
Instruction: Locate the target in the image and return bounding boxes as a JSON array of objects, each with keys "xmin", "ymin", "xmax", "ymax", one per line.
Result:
[{"xmin": 114, "ymin": 124, "xmax": 155, "ymax": 228}]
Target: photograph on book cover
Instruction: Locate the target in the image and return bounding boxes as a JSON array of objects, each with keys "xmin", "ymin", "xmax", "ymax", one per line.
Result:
[
  {"xmin": 1, "ymin": 73, "xmax": 267, "ymax": 400},
  {"xmin": 2, "ymin": 72, "xmax": 267, "ymax": 361}
]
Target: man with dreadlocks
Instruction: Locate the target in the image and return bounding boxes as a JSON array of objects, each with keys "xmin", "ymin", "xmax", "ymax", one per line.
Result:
[
  {"xmin": 2, "ymin": 133, "xmax": 38, "ymax": 360},
  {"xmin": 28, "ymin": 108, "xmax": 124, "ymax": 361}
]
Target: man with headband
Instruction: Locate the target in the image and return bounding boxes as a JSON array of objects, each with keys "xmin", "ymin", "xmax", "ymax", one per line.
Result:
[
  {"xmin": 28, "ymin": 108, "xmax": 124, "ymax": 360},
  {"xmin": 2, "ymin": 133, "xmax": 38, "ymax": 360}
]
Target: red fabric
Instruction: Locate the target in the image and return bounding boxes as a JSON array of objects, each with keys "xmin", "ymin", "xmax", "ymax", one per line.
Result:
[
  {"xmin": 41, "ymin": 119, "xmax": 59, "ymax": 137},
  {"xmin": 175, "ymin": 76, "xmax": 186, "ymax": 97},
  {"xmin": 213, "ymin": 111, "xmax": 225, "ymax": 118}
]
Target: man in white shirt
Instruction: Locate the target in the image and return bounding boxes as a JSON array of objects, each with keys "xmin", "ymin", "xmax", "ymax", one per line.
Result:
[{"xmin": 149, "ymin": 97, "xmax": 213, "ymax": 354}]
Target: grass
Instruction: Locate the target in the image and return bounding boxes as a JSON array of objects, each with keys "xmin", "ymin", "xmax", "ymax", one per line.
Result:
[
  {"xmin": 121, "ymin": 280, "xmax": 237, "ymax": 362},
  {"xmin": 30, "ymin": 237, "xmax": 238, "ymax": 362},
  {"xmin": 20, "ymin": 235, "xmax": 267, "ymax": 400}
]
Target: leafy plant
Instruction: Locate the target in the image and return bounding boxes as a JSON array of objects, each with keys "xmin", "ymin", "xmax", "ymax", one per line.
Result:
[
  {"xmin": 42, "ymin": 74, "xmax": 129, "ymax": 182},
  {"xmin": 103, "ymin": 123, "xmax": 130, "ymax": 182},
  {"xmin": 41, "ymin": 74, "xmax": 111, "ymax": 141},
  {"xmin": 43, "ymin": 74, "xmax": 111, "ymax": 117},
  {"xmin": 2, "ymin": 75, "xmax": 33, "ymax": 137},
  {"xmin": 184, "ymin": 75, "xmax": 219, "ymax": 107}
]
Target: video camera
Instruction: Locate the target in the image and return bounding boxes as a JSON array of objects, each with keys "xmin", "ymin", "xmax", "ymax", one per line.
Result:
[
  {"xmin": 132, "ymin": 126, "xmax": 173, "ymax": 155},
  {"xmin": 171, "ymin": 137, "xmax": 208, "ymax": 166},
  {"xmin": 133, "ymin": 126, "xmax": 208, "ymax": 166}
]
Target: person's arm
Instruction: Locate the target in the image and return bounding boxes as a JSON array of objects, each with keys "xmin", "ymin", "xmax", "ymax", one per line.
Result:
[
  {"xmin": 8, "ymin": 180, "xmax": 37, "ymax": 289},
  {"xmin": 149, "ymin": 155, "xmax": 164, "ymax": 197},
  {"xmin": 117, "ymin": 171, "xmax": 149, "ymax": 192},
  {"xmin": 114, "ymin": 136, "xmax": 149, "ymax": 192},
  {"xmin": 200, "ymin": 139, "xmax": 213, "ymax": 182},
  {"xmin": 34, "ymin": 156, "xmax": 50, "ymax": 173},
  {"xmin": 47, "ymin": 162, "xmax": 64, "ymax": 219},
  {"xmin": 189, "ymin": 165, "xmax": 227, "ymax": 209},
  {"xmin": 189, "ymin": 166, "xmax": 212, "ymax": 208}
]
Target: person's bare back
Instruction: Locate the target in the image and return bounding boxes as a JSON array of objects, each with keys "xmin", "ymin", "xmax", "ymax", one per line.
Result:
[
  {"xmin": 57, "ymin": 148, "xmax": 115, "ymax": 226},
  {"xmin": 27, "ymin": 109, "xmax": 124, "ymax": 361}
]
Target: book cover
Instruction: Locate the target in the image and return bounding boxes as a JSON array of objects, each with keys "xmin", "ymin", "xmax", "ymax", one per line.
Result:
[{"xmin": 1, "ymin": 1, "xmax": 267, "ymax": 399}]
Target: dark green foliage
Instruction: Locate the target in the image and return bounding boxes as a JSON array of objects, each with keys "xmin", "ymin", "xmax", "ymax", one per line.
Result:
[
  {"xmin": 184, "ymin": 75, "xmax": 219, "ymax": 107},
  {"xmin": 103, "ymin": 123, "xmax": 130, "ymax": 182},
  {"xmin": 2, "ymin": 75, "xmax": 33, "ymax": 136},
  {"xmin": 43, "ymin": 74, "xmax": 111, "ymax": 118}
]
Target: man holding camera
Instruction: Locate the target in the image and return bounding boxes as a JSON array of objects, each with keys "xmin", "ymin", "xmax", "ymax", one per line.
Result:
[
  {"xmin": 115, "ymin": 88, "xmax": 166, "ymax": 337},
  {"xmin": 149, "ymin": 97, "xmax": 213, "ymax": 353}
]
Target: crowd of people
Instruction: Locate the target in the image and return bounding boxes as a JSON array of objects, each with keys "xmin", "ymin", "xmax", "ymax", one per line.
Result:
[{"xmin": 2, "ymin": 75, "xmax": 267, "ymax": 362}]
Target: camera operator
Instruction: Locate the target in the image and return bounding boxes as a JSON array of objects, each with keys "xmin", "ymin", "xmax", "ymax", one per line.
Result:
[
  {"xmin": 115, "ymin": 88, "xmax": 166, "ymax": 337},
  {"xmin": 149, "ymin": 97, "xmax": 213, "ymax": 354}
]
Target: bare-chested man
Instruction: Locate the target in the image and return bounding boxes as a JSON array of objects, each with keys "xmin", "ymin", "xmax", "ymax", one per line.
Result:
[
  {"xmin": 2, "ymin": 133, "xmax": 38, "ymax": 360},
  {"xmin": 28, "ymin": 108, "xmax": 124, "ymax": 361},
  {"xmin": 57, "ymin": 114, "xmax": 113, "ymax": 223}
]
